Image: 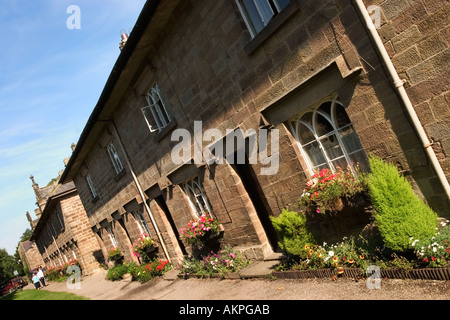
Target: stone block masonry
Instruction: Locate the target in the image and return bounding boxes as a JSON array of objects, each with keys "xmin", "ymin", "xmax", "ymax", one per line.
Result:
[{"xmin": 58, "ymin": 0, "xmax": 449, "ymax": 271}]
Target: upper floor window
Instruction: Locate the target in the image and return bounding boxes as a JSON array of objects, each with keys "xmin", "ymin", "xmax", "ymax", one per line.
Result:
[
  {"xmin": 107, "ymin": 142, "xmax": 124, "ymax": 175},
  {"xmin": 288, "ymin": 99, "xmax": 367, "ymax": 176},
  {"xmin": 86, "ymin": 173, "xmax": 98, "ymax": 199},
  {"xmin": 182, "ymin": 177, "xmax": 212, "ymax": 218},
  {"xmin": 142, "ymin": 83, "xmax": 172, "ymax": 133},
  {"xmin": 236, "ymin": 0, "xmax": 290, "ymax": 37}
]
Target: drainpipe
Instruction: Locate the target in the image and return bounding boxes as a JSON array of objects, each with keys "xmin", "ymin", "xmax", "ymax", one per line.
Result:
[
  {"xmin": 353, "ymin": 0, "xmax": 450, "ymax": 200},
  {"xmin": 106, "ymin": 120, "xmax": 172, "ymax": 263}
]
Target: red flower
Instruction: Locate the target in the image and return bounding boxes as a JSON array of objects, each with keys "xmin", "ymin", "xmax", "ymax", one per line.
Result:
[{"xmin": 431, "ymin": 257, "xmax": 436, "ymax": 261}]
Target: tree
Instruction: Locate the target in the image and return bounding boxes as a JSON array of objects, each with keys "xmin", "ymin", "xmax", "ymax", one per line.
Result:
[
  {"xmin": 0, "ymin": 248, "xmax": 17, "ymax": 283},
  {"xmin": 19, "ymin": 228, "xmax": 32, "ymax": 242}
]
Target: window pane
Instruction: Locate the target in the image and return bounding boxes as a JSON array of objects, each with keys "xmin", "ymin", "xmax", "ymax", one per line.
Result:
[
  {"xmin": 320, "ymin": 134, "xmax": 343, "ymax": 160},
  {"xmin": 315, "ymin": 113, "xmax": 334, "ymax": 137},
  {"xmin": 274, "ymin": 0, "xmax": 290, "ymax": 11},
  {"xmin": 298, "ymin": 122, "xmax": 315, "ymax": 144},
  {"xmin": 300, "ymin": 112, "xmax": 313, "ymax": 127},
  {"xmin": 318, "ymin": 101, "xmax": 332, "ymax": 117},
  {"xmin": 335, "ymin": 104, "xmax": 351, "ymax": 128},
  {"xmin": 348, "ymin": 150, "xmax": 369, "ymax": 172},
  {"xmin": 254, "ymin": 0, "xmax": 274, "ymax": 25},
  {"xmin": 339, "ymin": 125, "xmax": 363, "ymax": 153},
  {"xmin": 156, "ymin": 101, "xmax": 170, "ymax": 126},
  {"xmin": 303, "ymin": 141, "xmax": 326, "ymax": 167},
  {"xmin": 242, "ymin": 0, "xmax": 265, "ymax": 34},
  {"xmin": 331, "ymin": 156, "xmax": 348, "ymax": 172}
]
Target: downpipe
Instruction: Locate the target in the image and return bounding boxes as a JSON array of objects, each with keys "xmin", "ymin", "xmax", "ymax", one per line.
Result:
[{"xmin": 353, "ymin": 0, "xmax": 450, "ymax": 200}]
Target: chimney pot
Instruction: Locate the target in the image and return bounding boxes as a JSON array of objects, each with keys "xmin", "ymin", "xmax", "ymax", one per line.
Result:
[{"xmin": 119, "ymin": 33, "xmax": 129, "ymax": 50}]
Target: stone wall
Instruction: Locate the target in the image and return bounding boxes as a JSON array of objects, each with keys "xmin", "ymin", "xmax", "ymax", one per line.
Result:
[{"xmin": 69, "ymin": 0, "xmax": 449, "ymax": 265}]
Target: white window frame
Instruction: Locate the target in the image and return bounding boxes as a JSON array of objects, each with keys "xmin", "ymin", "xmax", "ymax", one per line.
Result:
[
  {"xmin": 107, "ymin": 142, "xmax": 124, "ymax": 174},
  {"xmin": 182, "ymin": 177, "xmax": 212, "ymax": 218},
  {"xmin": 86, "ymin": 173, "xmax": 98, "ymax": 198},
  {"xmin": 132, "ymin": 208, "xmax": 152, "ymax": 237},
  {"xmin": 106, "ymin": 225, "xmax": 119, "ymax": 248},
  {"xmin": 236, "ymin": 0, "xmax": 290, "ymax": 38},
  {"xmin": 288, "ymin": 98, "xmax": 366, "ymax": 177},
  {"xmin": 142, "ymin": 83, "xmax": 172, "ymax": 133}
]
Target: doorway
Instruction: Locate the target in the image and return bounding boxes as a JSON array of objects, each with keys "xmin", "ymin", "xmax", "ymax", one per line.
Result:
[
  {"xmin": 154, "ymin": 195, "xmax": 188, "ymax": 256},
  {"xmin": 231, "ymin": 152, "xmax": 279, "ymax": 250}
]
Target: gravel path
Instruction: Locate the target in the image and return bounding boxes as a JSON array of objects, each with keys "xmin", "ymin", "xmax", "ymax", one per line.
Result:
[{"xmin": 24, "ymin": 269, "xmax": 450, "ymax": 300}]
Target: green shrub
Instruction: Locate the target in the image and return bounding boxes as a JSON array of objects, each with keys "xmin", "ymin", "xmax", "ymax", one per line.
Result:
[
  {"xmin": 270, "ymin": 209, "xmax": 316, "ymax": 258},
  {"xmin": 368, "ymin": 155, "xmax": 438, "ymax": 252},
  {"xmin": 106, "ymin": 264, "xmax": 129, "ymax": 281}
]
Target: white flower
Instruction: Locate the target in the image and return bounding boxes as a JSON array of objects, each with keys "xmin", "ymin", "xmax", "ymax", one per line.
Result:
[
  {"xmin": 411, "ymin": 239, "xmax": 419, "ymax": 247},
  {"xmin": 433, "ymin": 247, "xmax": 437, "ymax": 253},
  {"xmin": 328, "ymin": 251, "xmax": 334, "ymax": 257}
]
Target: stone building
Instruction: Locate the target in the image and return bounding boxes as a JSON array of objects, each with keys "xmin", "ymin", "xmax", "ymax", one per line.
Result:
[
  {"xmin": 60, "ymin": 0, "xmax": 450, "ymax": 263},
  {"xmin": 28, "ymin": 174, "xmax": 102, "ymax": 275},
  {"xmin": 17, "ymin": 240, "xmax": 45, "ymax": 272}
]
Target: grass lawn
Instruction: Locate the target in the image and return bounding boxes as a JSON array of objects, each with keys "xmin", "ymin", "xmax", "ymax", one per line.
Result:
[{"xmin": 0, "ymin": 289, "xmax": 89, "ymax": 300}]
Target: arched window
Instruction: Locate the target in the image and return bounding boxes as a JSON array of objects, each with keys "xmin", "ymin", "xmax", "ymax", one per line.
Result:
[
  {"xmin": 142, "ymin": 83, "xmax": 172, "ymax": 132},
  {"xmin": 288, "ymin": 99, "xmax": 367, "ymax": 176},
  {"xmin": 182, "ymin": 177, "xmax": 212, "ymax": 218}
]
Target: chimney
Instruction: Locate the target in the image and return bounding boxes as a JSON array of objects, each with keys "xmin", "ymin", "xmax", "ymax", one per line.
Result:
[
  {"xmin": 119, "ymin": 33, "xmax": 128, "ymax": 50},
  {"xmin": 30, "ymin": 175, "xmax": 39, "ymax": 198}
]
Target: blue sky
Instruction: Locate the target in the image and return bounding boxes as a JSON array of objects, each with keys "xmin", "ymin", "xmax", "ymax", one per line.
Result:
[{"xmin": 0, "ymin": 0, "xmax": 146, "ymax": 255}]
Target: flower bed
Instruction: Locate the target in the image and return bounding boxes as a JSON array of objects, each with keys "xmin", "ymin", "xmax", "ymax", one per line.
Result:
[
  {"xmin": 106, "ymin": 258, "xmax": 172, "ymax": 283},
  {"xmin": 129, "ymin": 259, "xmax": 171, "ymax": 283},
  {"xmin": 177, "ymin": 246, "xmax": 250, "ymax": 278},
  {"xmin": 44, "ymin": 259, "xmax": 81, "ymax": 282},
  {"xmin": 275, "ymin": 157, "xmax": 449, "ymax": 281},
  {"xmin": 272, "ymin": 267, "xmax": 450, "ymax": 281}
]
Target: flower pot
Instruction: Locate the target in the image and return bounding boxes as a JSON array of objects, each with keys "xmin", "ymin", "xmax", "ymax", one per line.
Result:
[
  {"xmin": 190, "ymin": 231, "xmax": 223, "ymax": 258},
  {"xmin": 143, "ymin": 243, "xmax": 157, "ymax": 254},
  {"xmin": 111, "ymin": 255, "xmax": 124, "ymax": 266}
]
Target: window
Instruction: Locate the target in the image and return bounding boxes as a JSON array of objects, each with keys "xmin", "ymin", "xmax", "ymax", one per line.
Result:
[
  {"xmin": 288, "ymin": 99, "xmax": 367, "ymax": 176},
  {"xmin": 106, "ymin": 225, "xmax": 119, "ymax": 247},
  {"xmin": 236, "ymin": 0, "xmax": 290, "ymax": 37},
  {"xmin": 142, "ymin": 83, "xmax": 172, "ymax": 132},
  {"xmin": 86, "ymin": 173, "xmax": 98, "ymax": 198},
  {"xmin": 107, "ymin": 142, "xmax": 124, "ymax": 174},
  {"xmin": 132, "ymin": 208, "xmax": 152, "ymax": 237},
  {"xmin": 182, "ymin": 177, "xmax": 212, "ymax": 218}
]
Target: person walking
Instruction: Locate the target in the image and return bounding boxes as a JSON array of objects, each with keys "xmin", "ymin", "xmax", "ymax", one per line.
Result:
[
  {"xmin": 32, "ymin": 272, "xmax": 41, "ymax": 290},
  {"xmin": 37, "ymin": 266, "xmax": 47, "ymax": 287}
]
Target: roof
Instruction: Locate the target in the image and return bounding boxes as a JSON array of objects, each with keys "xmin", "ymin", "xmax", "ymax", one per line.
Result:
[
  {"xmin": 30, "ymin": 181, "xmax": 77, "ymax": 241},
  {"xmin": 60, "ymin": 0, "xmax": 181, "ymax": 183}
]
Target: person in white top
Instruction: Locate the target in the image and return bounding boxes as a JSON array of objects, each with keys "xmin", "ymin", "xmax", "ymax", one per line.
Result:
[{"xmin": 37, "ymin": 266, "xmax": 47, "ymax": 287}]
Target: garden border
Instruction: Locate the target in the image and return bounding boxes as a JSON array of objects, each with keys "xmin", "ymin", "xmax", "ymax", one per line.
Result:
[{"xmin": 272, "ymin": 267, "xmax": 450, "ymax": 281}]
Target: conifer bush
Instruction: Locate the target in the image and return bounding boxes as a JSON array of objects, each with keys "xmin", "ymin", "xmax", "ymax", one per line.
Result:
[
  {"xmin": 368, "ymin": 155, "xmax": 438, "ymax": 252},
  {"xmin": 270, "ymin": 209, "xmax": 316, "ymax": 258}
]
